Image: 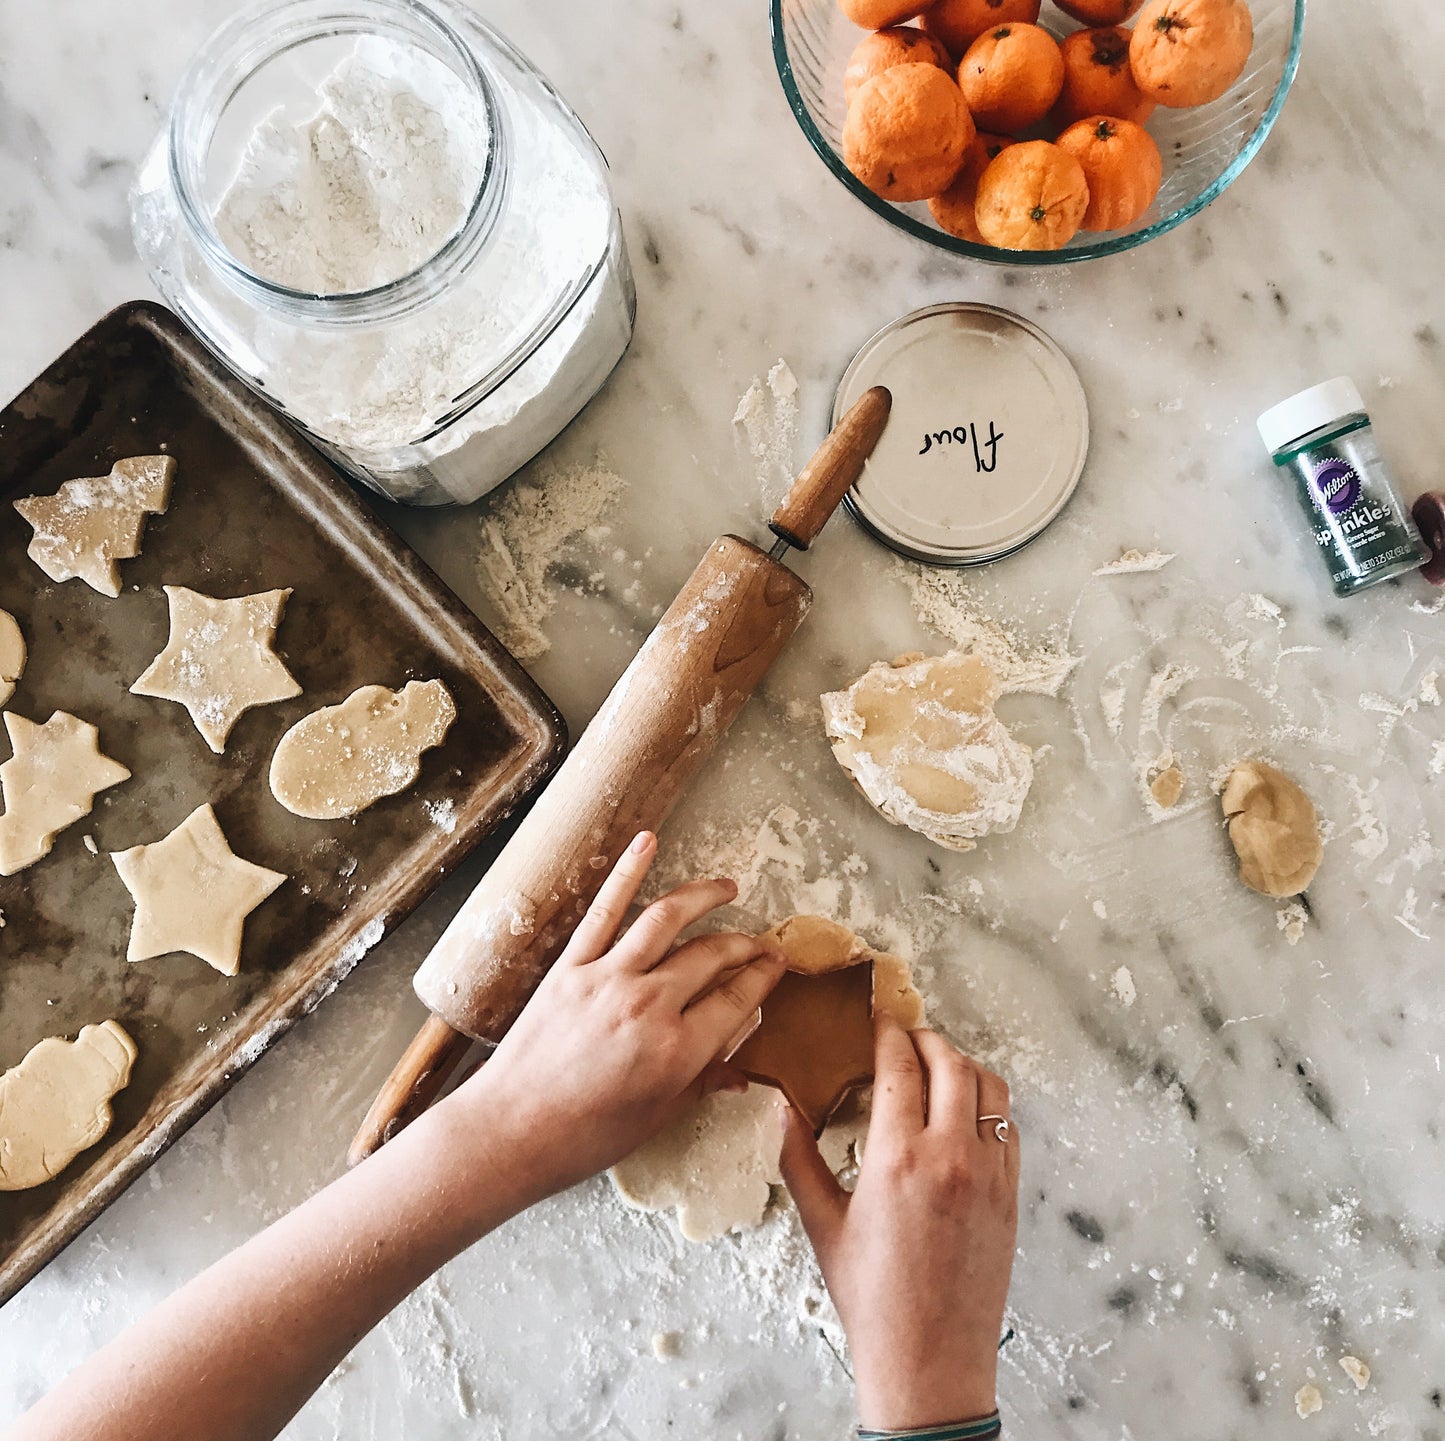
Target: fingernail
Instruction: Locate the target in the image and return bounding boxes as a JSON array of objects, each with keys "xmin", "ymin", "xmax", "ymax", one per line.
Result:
[{"xmin": 630, "ymin": 832, "xmax": 654, "ymax": 854}]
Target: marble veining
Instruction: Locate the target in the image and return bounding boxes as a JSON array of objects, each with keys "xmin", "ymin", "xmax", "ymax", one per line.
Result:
[{"xmin": 2, "ymin": 1, "xmax": 1444, "ymax": 1438}]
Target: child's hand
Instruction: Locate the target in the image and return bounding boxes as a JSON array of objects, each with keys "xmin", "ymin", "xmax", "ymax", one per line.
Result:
[
  {"xmin": 448, "ymin": 832, "xmax": 786, "ymax": 1202},
  {"xmin": 780, "ymin": 1017, "xmax": 1020, "ymax": 1431}
]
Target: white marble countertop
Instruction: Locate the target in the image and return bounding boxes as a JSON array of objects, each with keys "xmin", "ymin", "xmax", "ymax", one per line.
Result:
[{"xmin": 3, "ymin": 1, "xmax": 1444, "ymax": 1437}]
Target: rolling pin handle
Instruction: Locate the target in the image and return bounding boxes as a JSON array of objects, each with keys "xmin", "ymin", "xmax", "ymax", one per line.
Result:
[
  {"xmin": 768, "ymin": 385, "xmax": 891, "ymax": 552},
  {"xmin": 347, "ymin": 1013, "xmax": 474, "ymax": 1166}
]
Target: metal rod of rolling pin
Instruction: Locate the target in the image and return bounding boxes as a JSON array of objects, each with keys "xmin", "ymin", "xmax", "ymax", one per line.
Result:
[{"xmin": 347, "ymin": 386, "xmax": 890, "ymax": 1165}]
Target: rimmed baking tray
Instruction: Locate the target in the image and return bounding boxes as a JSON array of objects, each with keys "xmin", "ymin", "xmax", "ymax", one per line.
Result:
[{"xmin": 0, "ymin": 301, "xmax": 566, "ymax": 1303}]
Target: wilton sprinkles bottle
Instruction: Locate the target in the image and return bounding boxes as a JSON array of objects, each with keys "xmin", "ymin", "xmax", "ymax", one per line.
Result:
[{"xmin": 1258, "ymin": 378, "xmax": 1429, "ymax": 598}]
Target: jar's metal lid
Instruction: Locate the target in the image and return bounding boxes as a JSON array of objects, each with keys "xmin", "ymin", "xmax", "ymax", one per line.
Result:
[{"xmin": 833, "ymin": 303, "xmax": 1089, "ymax": 566}]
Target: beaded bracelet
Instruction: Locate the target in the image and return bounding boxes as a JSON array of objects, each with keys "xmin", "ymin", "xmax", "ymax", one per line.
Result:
[{"xmin": 857, "ymin": 1411, "xmax": 1002, "ymax": 1441}]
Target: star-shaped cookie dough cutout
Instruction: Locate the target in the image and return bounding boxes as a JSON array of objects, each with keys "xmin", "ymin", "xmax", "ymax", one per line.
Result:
[
  {"xmin": 131, "ymin": 586, "xmax": 302, "ymax": 753},
  {"xmin": 0, "ymin": 711, "xmax": 131, "ymax": 876},
  {"xmin": 733, "ymin": 962, "xmax": 876, "ymax": 1134},
  {"xmin": 111, "ymin": 804, "xmax": 286, "ymax": 976},
  {"xmin": 14, "ymin": 455, "xmax": 174, "ymax": 597}
]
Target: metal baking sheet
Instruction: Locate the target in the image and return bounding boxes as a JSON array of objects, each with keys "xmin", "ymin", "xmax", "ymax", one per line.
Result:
[{"xmin": 0, "ymin": 301, "xmax": 566, "ymax": 1303}]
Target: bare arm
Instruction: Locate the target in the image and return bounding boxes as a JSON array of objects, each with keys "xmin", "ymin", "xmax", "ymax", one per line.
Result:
[{"xmin": 9, "ymin": 833, "xmax": 785, "ymax": 1441}]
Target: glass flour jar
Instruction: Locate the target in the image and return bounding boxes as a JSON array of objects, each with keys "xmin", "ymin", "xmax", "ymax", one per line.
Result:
[{"xmin": 131, "ymin": 0, "xmax": 635, "ymax": 506}]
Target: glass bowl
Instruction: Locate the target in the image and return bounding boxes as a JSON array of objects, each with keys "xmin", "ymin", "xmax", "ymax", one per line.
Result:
[{"xmin": 771, "ymin": 0, "xmax": 1305, "ymax": 264}]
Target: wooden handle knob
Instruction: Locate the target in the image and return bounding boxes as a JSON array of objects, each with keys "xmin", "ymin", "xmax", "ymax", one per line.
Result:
[
  {"xmin": 347, "ymin": 1014, "xmax": 474, "ymax": 1166},
  {"xmin": 769, "ymin": 385, "xmax": 891, "ymax": 552}
]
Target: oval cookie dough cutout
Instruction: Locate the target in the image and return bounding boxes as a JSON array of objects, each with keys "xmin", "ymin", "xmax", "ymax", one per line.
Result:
[
  {"xmin": 0, "ymin": 609, "xmax": 25, "ymax": 706},
  {"xmin": 270, "ymin": 679, "xmax": 456, "ymax": 820},
  {"xmin": 0, "ymin": 1020, "xmax": 138, "ymax": 1191}
]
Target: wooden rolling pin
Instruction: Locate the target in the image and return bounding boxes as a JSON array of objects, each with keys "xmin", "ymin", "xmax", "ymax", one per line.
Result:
[{"xmin": 349, "ymin": 386, "xmax": 891, "ymax": 1164}]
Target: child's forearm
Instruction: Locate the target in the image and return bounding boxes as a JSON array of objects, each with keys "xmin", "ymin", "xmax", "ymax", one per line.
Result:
[{"xmin": 7, "ymin": 1093, "xmax": 534, "ymax": 1441}]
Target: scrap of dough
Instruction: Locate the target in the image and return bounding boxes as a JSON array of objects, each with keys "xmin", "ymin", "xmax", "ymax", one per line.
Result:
[
  {"xmin": 1294, "ymin": 1383, "xmax": 1323, "ymax": 1419},
  {"xmin": 0, "ymin": 610, "xmax": 25, "ymax": 706},
  {"xmin": 269, "ymin": 679, "xmax": 456, "ymax": 819},
  {"xmin": 14, "ymin": 456, "xmax": 174, "ymax": 597},
  {"xmin": 1093, "ymin": 548, "xmax": 1175, "ymax": 575},
  {"xmin": 1150, "ymin": 766, "xmax": 1185, "ymax": 809},
  {"xmin": 1338, "ymin": 1356, "xmax": 1370, "ymax": 1390},
  {"xmin": 822, "ymin": 651, "xmax": 1033, "ymax": 852},
  {"xmin": 111, "ymin": 803, "xmax": 286, "ymax": 976},
  {"xmin": 609, "ymin": 916, "xmax": 923, "ymax": 1239},
  {"xmin": 131, "ymin": 586, "xmax": 302, "ymax": 753},
  {"xmin": 1221, "ymin": 760, "xmax": 1323, "ymax": 898},
  {"xmin": 0, "ymin": 711, "xmax": 131, "ymax": 876},
  {"xmin": 0, "ymin": 1021, "xmax": 138, "ymax": 1191}
]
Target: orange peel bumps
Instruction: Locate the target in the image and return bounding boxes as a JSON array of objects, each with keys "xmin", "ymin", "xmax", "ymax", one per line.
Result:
[
  {"xmin": 845, "ymin": 27, "xmax": 955, "ymax": 106},
  {"xmin": 1056, "ymin": 116, "xmax": 1162, "ymax": 230},
  {"xmin": 1055, "ymin": 25, "xmax": 1156, "ymax": 126},
  {"xmin": 928, "ymin": 131, "xmax": 1016, "ymax": 243},
  {"xmin": 844, "ymin": 63, "xmax": 976, "ymax": 202},
  {"xmin": 974, "ymin": 139, "xmax": 1090, "ymax": 250},
  {"xmin": 1130, "ymin": 0, "xmax": 1254, "ymax": 108},
  {"xmin": 919, "ymin": 0, "xmax": 1041, "ymax": 61},
  {"xmin": 957, "ymin": 23, "xmax": 1065, "ymax": 133}
]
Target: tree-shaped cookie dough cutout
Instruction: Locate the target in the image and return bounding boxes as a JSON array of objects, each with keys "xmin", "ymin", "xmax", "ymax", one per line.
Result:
[
  {"xmin": 111, "ymin": 803, "xmax": 286, "ymax": 976},
  {"xmin": 0, "ymin": 711, "xmax": 131, "ymax": 876},
  {"xmin": 131, "ymin": 586, "xmax": 302, "ymax": 753},
  {"xmin": 14, "ymin": 455, "xmax": 175, "ymax": 597},
  {"xmin": 0, "ymin": 1020, "xmax": 138, "ymax": 1191}
]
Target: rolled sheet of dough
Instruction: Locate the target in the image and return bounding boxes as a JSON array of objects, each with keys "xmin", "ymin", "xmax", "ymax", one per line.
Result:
[
  {"xmin": 13, "ymin": 455, "xmax": 174, "ymax": 597},
  {"xmin": 609, "ymin": 915, "xmax": 923, "ymax": 1239},
  {"xmin": 269, "ymin": 679, "xmax": 456, "ymax": 820},
  {"xmin": 0, "ymin": 609, "xmax": 25, "ymax": 706},
  {"xmin": 821, "ymin": 651, "xmax": 1033, "ymax": 852},
  {"xmin": 0, "ymin": 1020, "xmax": 138, "ymax": 1191}
]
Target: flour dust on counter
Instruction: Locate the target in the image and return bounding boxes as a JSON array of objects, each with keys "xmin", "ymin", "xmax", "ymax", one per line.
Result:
[
  {"xmin": 733, "ymin": 358, "xmax": 801, "ymax": 511},
  {"xmin": 473, "ymin": 456, "xmax": 627, "ymax": 661}
]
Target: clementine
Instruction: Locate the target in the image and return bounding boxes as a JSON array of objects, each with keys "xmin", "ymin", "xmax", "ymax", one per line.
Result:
[
  {"xmin": 928, "ymin": 132, "xmax": 1017, "ymax": 243},
  {"xmin": 839, "ymin": 0, "xmax": 942, "ymax": 29},
  {"xmin": 1130, "ymin": 0, "xmax": 1254, "ymax": 107},
  {"xmin": 1054, "ymin": 0, "xmax": 1144, "ymax": 23},
  {"xmin": 1055, "ymin": 116, "xmax": 1162, "ymax": 229},
  {"xmin": 919, "ymin": 0, "xmax": 1041, "ymax": 61},
  {"xmin": 1055, "ymin": 25, "xmax": 1156, "ymax": 125},
  {"xmin": 974, "ymin": 139, "xmax": 1089, "ymax": 249},
  {"xmin": 845, "ymin": 27, "xmax": 955, "ymax": 106},
  {"xmin": 844, "ymin": 64, "xmax": 977, "ymax": 202},
  {"xmin": 958, "ymin": 24, "xmax": 1065, "ymax": 133}
]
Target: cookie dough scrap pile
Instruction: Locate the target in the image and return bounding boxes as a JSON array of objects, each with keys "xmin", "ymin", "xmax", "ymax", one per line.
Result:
[
  {"xmin": 611, "ymin": 915, "xmax": 923, "ymax": 1241},
  {"xmin": 822, "ymin": 650, "xmax": 1033, "ymax": 851}
]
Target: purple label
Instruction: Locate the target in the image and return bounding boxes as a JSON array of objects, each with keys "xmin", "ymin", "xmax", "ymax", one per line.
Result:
[{"xmin": 1312, "ymin": 458, "xmax": 1360, "ymax": 515}]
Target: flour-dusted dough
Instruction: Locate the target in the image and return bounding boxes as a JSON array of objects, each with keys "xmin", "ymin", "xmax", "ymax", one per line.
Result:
[
  {"xmin": 269, "ymin": 679, "xmax": 456, "ymax": 820},
  {"xmin": 822, "ymin": 651, "xmax": 1033, "ymax": 852},
  {"xmin": 111, "ymin": 803, "xmax": 287, "ymax": 976},
  {"xmin": 0, "ymin": 1020, "xmax": 138, "ymax": 1190},
  {"xmin": 0, "ymin": 610, "xmax": 25, "ymax": 706},
  {"xmin": 611, "ymin": 1086, "xmax": 785, "ymax": 1242},
  {"xmin": 131, "ymin": 586, "xmax": 302, "ymax": 753},
  {"xmin": 609, "ymin": 915, "xmax": 923, "ymax": 1240},
  {"xmin": 14, "ymin": 456, "xmax": 174, "ymax": 597},
  {"xmin": 0, "ymin": 711, "xmax": 131, "ymax": 876}
]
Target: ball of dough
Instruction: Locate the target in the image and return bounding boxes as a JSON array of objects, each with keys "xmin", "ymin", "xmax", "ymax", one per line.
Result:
[{"xmin": 1221, "ymin": 760, "xmax": 1322, "ymax": 898}]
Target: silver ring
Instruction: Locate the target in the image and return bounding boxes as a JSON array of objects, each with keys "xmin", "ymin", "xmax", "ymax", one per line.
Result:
[{"xmin": 978, "ymin": 1114, "xmax": 1011, "ymax": 1143}]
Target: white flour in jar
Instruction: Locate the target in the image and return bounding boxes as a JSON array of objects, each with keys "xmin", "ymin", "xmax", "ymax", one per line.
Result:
[
  {"xmin": 215, "ymin": 40, "xmax": 486, "ymax": 294},
  {"xmin": 208, "ymin": 35, "xmax": 627, "ymax": 504}
]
